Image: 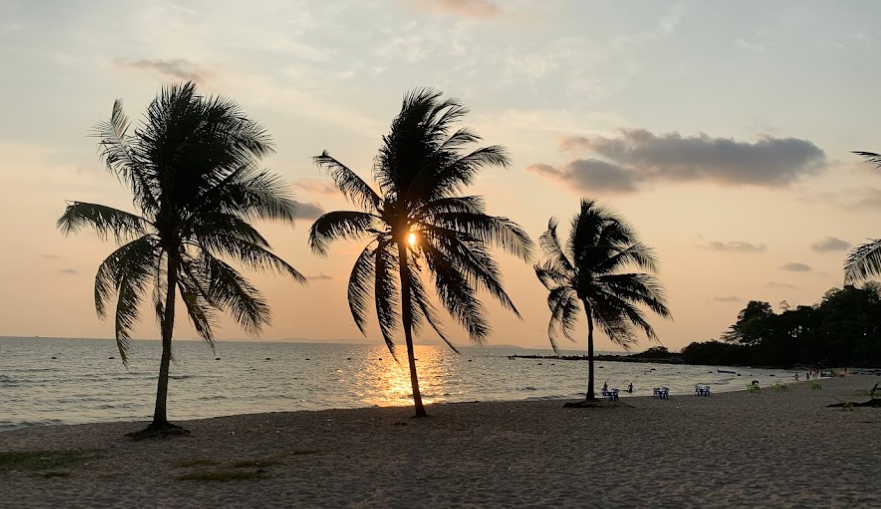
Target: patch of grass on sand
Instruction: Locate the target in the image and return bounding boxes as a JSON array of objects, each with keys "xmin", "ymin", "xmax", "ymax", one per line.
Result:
[
  {"xmin": 291, "ymin": 449, "xmax": 321, "ymax": 456},
  {"xmin": 174, "ymin": 470, "xmax": 268, "ymax": 482},
  {"xmin": 0, "ymin": 450, "xmax": 94, "ymax": 472},
  {"xmin": 171, "ymin": 458, "xmax": 221, "ymax": 468},
  {"xmin": 230, "ymin": 459, "xmax": 282, "ymax": 469},
  {"xmin": 36, "ymin": 471, "xmax": 71, "ymax": 479}
]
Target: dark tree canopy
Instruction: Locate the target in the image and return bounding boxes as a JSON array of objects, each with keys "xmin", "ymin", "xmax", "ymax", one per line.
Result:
[{"xmin": 684, "ymin": 284, "xmax": 881, "ymax": 367}]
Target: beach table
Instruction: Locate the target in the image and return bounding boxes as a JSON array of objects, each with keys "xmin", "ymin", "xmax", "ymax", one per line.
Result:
[
  {"xmin": 601, "ymin": 389, "xmax": 620, "ymax": 401},
  {"xmin": 653, "ymin": 387, "xmax": 669, "ymax": 399},
  {"xmin": 694, "ymin": 385, "xmax": 711, "ymax": 397}
]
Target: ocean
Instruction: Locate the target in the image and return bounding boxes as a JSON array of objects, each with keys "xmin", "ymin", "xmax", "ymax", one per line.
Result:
[{"xmin": 0, "ymin": 337, "xmax": 796, "ymax": 430}]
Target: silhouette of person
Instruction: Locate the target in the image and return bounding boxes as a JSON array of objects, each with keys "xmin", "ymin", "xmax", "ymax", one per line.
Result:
[
  {"xmin": 602, "ymin": 382, "xmax": 608, "ymax": 392},
  {"xmin": 627, "ymin": 383, "xmax": 633, "ymax": 393}
]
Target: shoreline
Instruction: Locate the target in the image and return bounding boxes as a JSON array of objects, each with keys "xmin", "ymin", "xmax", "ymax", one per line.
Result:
[
  {"xmin": 2, "ymin": 376, "xmax": 880, "ymax": 508},
  {"xmin": 1, "ymin": 369, "xmax": 821, "ymax": 433}
]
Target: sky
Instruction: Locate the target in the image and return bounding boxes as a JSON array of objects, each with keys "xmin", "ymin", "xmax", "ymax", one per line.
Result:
[{"xmin": 1, "ymin": 0, "xmax": 879, "ymax": 351}]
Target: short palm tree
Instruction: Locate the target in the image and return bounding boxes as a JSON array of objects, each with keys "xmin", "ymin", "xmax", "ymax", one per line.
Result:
[
  {"xmin": 846, "ymin": 151, "xmax": 881, "ymax": 283},
  {"xmin": 309, "ymin": 88, "xmax": 533, "ymax": 417},
  {"xmin": 58, "ymin": 82, "xmax": 305, "ymax": 434},
  {"xmin": 534, "ymin": 199, "xmax": 671, "ymax": 401}
]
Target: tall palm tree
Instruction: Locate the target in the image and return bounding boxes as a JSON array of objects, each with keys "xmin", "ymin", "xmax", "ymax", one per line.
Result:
[
  {"xmin": 58, "ymin": 82, "xmax": 305, "ymax": 434},
  {"xmin": 534, "ymin": 199, "xmax": 671, "ymax": 401},
  {"xmin": 309, "ymin": 88, "xmax": 533, "ymax": 417},
  {"xmin": 845, "ymin": 151, "xmax": 881, "ymax": 283}
]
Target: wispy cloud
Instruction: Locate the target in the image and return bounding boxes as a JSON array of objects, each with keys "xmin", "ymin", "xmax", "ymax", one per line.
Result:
[
  {"xmin": 113, "ymin": 58, "xmax": 209, "ymax": 82},
  {"xmin": 701, "ymin": 241, "xmax": 767, "ymax": 253},
  {"xmin": 810, "ymin": 236, "xmax": 851, "ymax": 252},
  {"xmin": 780, "ymin": 262, "xmax": 811, "ymax": 272},
  {"xmin": 402, "ymin": 0, "xmax": 503, "ymax": 18},
  {"xmin": 534, "ymin": 129, "xmax": 826, "ymax": 194},
  {"xmin": 713, "ymin": 296, "xmax": 741, "ymax": 302},
  {"xmin": 294, "ymin": 179, "xmax": 340, "ymax": 195},
  {"xmin": 294, "ymin": 201, "xmax": 325, "ymax": 221},
  {"xmin": 59, "ymin": 268, "xmax": 79, "ymax": 275},
  {"xmin": 306, "ymin": 273, "xmax": 335, "ymax": 281},
  {"xmin": 767, "ymin": 281, "xmax": 797, "ymax": 289}
]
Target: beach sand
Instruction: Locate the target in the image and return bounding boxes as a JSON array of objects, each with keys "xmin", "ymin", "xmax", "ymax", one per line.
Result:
[{"xmin": 1, "ymin": 376, "xmax": 879, "ymax": 508}]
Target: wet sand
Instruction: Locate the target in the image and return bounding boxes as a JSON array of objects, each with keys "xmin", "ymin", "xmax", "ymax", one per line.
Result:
[{"xmin": 1, "ymin": 376, "xmax": 880, "ymax": 508}]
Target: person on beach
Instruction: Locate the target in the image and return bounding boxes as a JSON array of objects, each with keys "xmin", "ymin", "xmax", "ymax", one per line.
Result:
[
  {"xmin": 602, "ymin": 382, "xmax": 608, "ymax": 392},
  {"xmin": 627, "ymin": 383, "xmax": 633, "ymax": 393},
  {"xmin": 795, "ymin": 373, "xmax": 799, "ymax": 381}
]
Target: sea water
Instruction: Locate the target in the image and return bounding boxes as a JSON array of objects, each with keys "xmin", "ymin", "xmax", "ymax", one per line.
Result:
[{"xmin": 0, "ymin": 337, "xmax": 795, "ymax": 430}]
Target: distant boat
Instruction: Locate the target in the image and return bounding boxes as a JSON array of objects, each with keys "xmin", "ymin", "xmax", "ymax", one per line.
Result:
[{"xmin": 717, "ymin": 369, "xmax": 736, "ymax": 374}]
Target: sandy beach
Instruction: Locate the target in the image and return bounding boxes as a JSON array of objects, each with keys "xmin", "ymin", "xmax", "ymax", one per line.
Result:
[{"xmin": 1, "ymin": 375, "xmax": 879, "ymax": 508}]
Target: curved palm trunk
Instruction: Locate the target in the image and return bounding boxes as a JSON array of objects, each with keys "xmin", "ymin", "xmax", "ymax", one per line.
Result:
[
  {"xmin": 397, "ymin": 241, "xmax": 427, "ymax": 417},
  {"xmin": 150, "ymin": 256, "xmax": 178, "ymax": 429},
  {"xmin": 584, "ymin": 301, "xmax": 596, "ymax": 401}
]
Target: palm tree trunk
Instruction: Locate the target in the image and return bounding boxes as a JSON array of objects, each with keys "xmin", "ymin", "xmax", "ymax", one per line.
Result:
[
  {"xmin": 584, "ymin": 302, "xmax": 595, "ymax": 401},
  {"xmin": 397, "ymin": 241, "xmax": 427, "ymax": 418},
  {"xmin": 151, "ymin": 256, "xmax": 178, "ymax": 429}
]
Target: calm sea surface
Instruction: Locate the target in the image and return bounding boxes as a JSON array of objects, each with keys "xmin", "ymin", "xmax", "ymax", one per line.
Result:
[{"xmin": 0, "ymin": 337, "xmax": 796, "ymax": 430}]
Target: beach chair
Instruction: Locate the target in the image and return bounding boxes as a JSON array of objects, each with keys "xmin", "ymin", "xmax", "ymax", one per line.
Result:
[
  {"xmin": 653, "ymin": 387, "xmax": 661, "ymax": 399},
  {"xmin": 611, "ymin": 388, "xmax": 619, "ymax": 401},
  {"xmin": 601, "ymin": 389, "xmax": 613, "ymax": 401},
  {"xmin": 703, "ymin": 385, "xmax": 711, "ymax": 396},
  {"xmin": 661, "ymin": 387, "xmax": 670, "ymax": 399}
]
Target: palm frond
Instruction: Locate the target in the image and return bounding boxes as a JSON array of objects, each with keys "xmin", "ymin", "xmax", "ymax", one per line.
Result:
[
  {"xmin": 845, "ymin": 239, "xmax": 881, "ymax": 283},
  {"xmin": 430, "ymin": 212, "xmax": 533, "ymax": 261},
  {"xmin": 314, "ymin": 151, "xmax": 381, "ymax": 212},
  {"xmin": 347, "ymin": 242, "xmax": 377, "ymax": 335},
  {"xmin": 853, "ymin": 151, "xmax": 881, "ymax": 169},
  {"xmin": 92, "ymin": 100, "xmax": 159, "ymax": 214},
  {"xmin": 58, "ymin": 202, "xmax": 149, "ymax": 242},
  {"xmin": 309, "ymin": 211, "xmax": 378, "ymax": 256},
  {"xmin": 374, "ymin": 240, "xmax": 401, "ymax": 358}
]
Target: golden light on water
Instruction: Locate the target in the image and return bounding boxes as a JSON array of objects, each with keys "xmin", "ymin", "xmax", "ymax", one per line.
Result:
[
  {"xmin": 407, "ymin": 232, "xmax": 417, "ymax": 247},
  {"xmin": 355, "ymin": 345, "xmax": 449, "ymax": 408}
]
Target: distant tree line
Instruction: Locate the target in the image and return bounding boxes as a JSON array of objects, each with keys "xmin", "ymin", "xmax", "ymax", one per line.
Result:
[{"xmin": 680, "ymin": 283, "xmax": 881, "ymax": 368}]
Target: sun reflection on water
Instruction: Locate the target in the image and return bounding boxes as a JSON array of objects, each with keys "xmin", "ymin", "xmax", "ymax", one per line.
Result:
[{"xmin": 354, "ymin": 345, "xmax": 451, "ymax": 407}]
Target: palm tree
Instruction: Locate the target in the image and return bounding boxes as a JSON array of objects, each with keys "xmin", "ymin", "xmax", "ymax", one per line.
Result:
[
  {"xmin": 58, "ymin": 82, "xmax": 305, "ymax": 434},
  {"xmin": 534, "ymin": 199, "xmax": 671, "ymax": 401},
  {"xmin": 309, "ymin": 88, "xmax": 533, "ymax": 417},
  {"xmin": 845, "ymin": 151, "xmax": 881, "ymax": 283}
]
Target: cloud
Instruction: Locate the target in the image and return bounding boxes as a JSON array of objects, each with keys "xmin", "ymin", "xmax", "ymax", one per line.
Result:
[
  {"xmin": 59, "ymin": 268, "xmax": 79, "ymax": 275},
  {"xmin": 780, "ymin": 262, "xmax": 811, "ymax": 272},
  {"xmin": 766, "ymin": 281, "xmax": 797, "ymax": 289},
  {"xmin": 810, "ymin": 236, "xmax": 852, "ymax": 252},
  {"xmin": 527, "ymin": 161, "xmax": 639, "ymax": 194},
  {"xmin": 114, "ymin": 58, "xmax": 209, "ymax": 82},
  {"xmin": 294, "ymin": 179, "xmax": 339, "ymax": 195},
  {"xmin": 535, "ymin": 129, "xmax": 826, "ymax": 193},
  {"xmin": 402, "ymin": 0, "xmax": 502, "ymax": 18},
  {"xmin": 294, "ymin": 201, "xmax": 325, "ymax": 220},
  {"xmin": 701, "ymin": 241, "xmax": 767, "ymax": 253},
  {"xmin": 713, "ymin": 296, "xmax": 741, "ymax": 302},
  {"xmin": 306, "ymin": 273, "xmax": 335, "ymax": 281}
]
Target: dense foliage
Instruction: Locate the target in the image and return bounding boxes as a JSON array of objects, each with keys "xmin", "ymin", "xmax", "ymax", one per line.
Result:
[{"xmin": 682, "ymin": 283, "xmax": 881, "ymax": 367}]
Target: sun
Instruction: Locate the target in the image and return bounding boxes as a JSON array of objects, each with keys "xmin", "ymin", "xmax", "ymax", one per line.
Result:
[{"xmin": 407, "ymin": 232, "xmax": 417, "ymax": 247}]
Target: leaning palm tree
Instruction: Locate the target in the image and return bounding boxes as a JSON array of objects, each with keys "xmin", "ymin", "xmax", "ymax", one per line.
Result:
[
  {"xmin": 309, "ymin": 88, "xmax": 533, "ymax": 417},
  {"xmin": 534, "ymin": 199, "xmax": 671, "ymax": 401},
  {"xmin": 58, "ymin": 82, "xmax": 305, "ymax": 434},
  {"xmin": 845, "ymin": 151, "xmax": 881, "ymax": 283}
]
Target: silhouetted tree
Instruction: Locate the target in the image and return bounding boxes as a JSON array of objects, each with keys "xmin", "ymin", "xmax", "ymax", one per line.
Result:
[
  {"xmin": 846, "ymin": 151, "xmax": 881, "ymax": 283},
  {"xmin": 684, "ymin": 284, "xmax": 881, "ymax": 367},
  {"xmin": 309, "ymin": 88, "xmax": 533, "ymax": 417},
  {"xmin": 534, "ymin": 199, "xmax": 671, "ymax": 400},
  {"xmin": 58, "ymin": 82, "xmax": 305, "ymax": 434}
]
